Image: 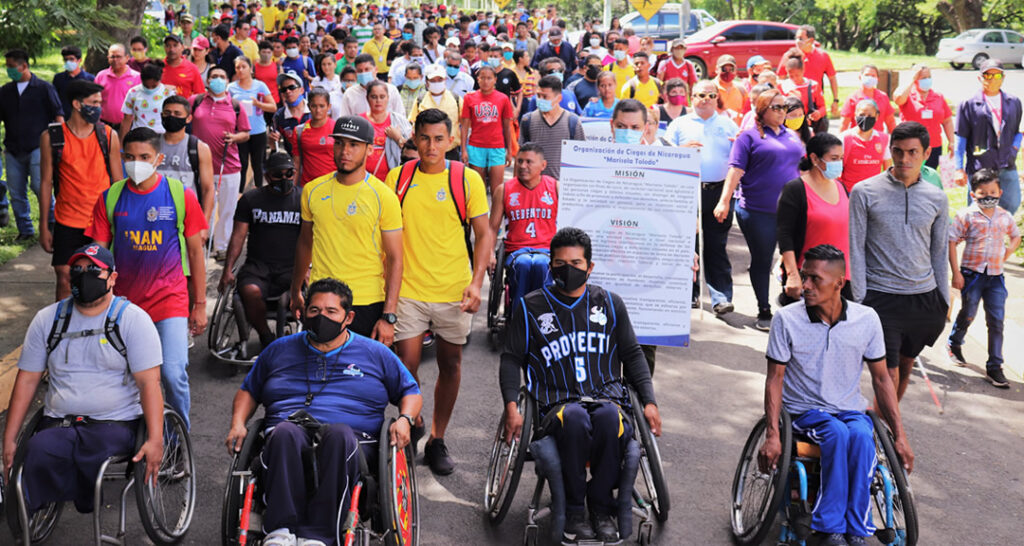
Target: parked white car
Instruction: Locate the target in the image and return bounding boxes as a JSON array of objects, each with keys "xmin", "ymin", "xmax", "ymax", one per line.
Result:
[{"xmin": 936, "ymin": 28, "xmax": 1024, "ymax": 70}]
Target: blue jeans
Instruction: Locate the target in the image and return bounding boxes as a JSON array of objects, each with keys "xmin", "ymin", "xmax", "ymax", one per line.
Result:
[
  {"xmin": 792, "ymin": 410, "xmax": 876, "ymax": 537},
  {"xmin": 506, "ymin": 248, "xmax": 551, "ymax": 305},
  {"xmin": 0, "ymin": 153, "xmax": 8, "ymax": 213},
  {"xmin": 948, "ymin": 269, "xmax": 1007, "ymax": 370},
  {"xmin": 154, "ymin": 317, "xmax": 191, "ymax": 429},
  {"xmin": 702, "ymin": 186, "xmax": 734, "ymax": 306},
  {"xmin": 4, "ymin": 149, "xmax": 42, "ymax": 235},
  {"xmin": 735, "ymin": 204, "xmax": 777, "ymax": 312}
]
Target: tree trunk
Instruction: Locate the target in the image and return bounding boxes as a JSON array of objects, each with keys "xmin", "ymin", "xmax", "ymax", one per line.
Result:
[
  {"xmin": 936, "ymin": 0, "xmax": 984, "ymax": 34},
  {"xmin": 84, "ymin": 0, "xmax": 148, "ymax": 74}
]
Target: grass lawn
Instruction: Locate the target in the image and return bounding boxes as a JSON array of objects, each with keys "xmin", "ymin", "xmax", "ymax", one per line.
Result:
[
  {"xmin": 0, "ymin": 191, "xmax": 40, "ymax": 266},
  {"xmin": 830, "ymin": 50, "xmax": 944, "ymax": 72}
]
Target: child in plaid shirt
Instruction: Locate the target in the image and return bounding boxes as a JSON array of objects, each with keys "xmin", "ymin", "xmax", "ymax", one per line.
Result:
[{"xmin": 947, "ymin": 169, "xmax": 1022, "ymax": 388}]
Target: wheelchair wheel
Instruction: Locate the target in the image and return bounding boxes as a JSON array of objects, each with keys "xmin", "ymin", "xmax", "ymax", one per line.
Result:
[
  {"xmin": 135, "ymin": 406, "xmax": 196, "ymax": 545},
  {"xmin": 379, "ymin": 419, "xmax": 419, "ymax": 546},
  {"xmin": 868, "ymin": 411, "xmax": 918, "ymax": 546},
  {"xmin": 221, "ymin": 419, "xmax": 266, "ymax": 546},
  {"xmin": 209, "ymin": 286, "xmax": 247, "ymax": 362},
  {"xmin": 629, "ymin": 388, "xmax": 670, "ymax": 522},
  {"xmin": 487, "ymin": 243, "xmax": 507, "ymax": 351},
  {"xmin": 483, "ymin": 388, "xmax": 534, "ymax": 525},
  {"xmin": 4, "ymin": 409, "xmax": 64, "ymax": 544},
  {"xmin": 730, "ymin": 413, "xmax": 792, "ymax": 546}
]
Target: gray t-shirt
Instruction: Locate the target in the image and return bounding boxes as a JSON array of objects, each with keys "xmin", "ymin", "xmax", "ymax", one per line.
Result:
[
  {"xmin": 519, "ymin": 109, "xmax": 586, "ymax": 180},
  {"xmin": 18, "ymin": 298, "xmax": 162, "ymax": 421},
  {"xmin": 158, "ymin": 135, "xmax": 196, "ymax": 192},
  {"xmin": 765, "ymin": 300, "xmax": 886, "ymax": 414}
]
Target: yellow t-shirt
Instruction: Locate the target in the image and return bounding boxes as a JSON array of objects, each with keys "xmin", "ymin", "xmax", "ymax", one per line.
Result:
[
  {"xmin": 609, "ymin": 62, "xmax": 635, "ymax": 96},
  {"xmin": 620, "ymin": 77, "xmax": 661, "ymax": 108},
  {"xmin": 231, "ymin": 37, "xmax": 260, "ymax": 62},
  {"xmin": 362, "ymin": 38, "xmax": 394, "ymax": 72},
  {"xmin": 301, "ymin": 172, "xmax": 403, "ymax": 306},
  {"xmin": 261, "ymin": 6, "xmax": 280, "ymax": 32},
  {"xmin": 384, "ymin": 163, "xmax": 488, "ymax": 302}
]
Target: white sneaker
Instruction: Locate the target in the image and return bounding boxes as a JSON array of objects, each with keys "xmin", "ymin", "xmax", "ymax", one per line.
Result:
[
  {"xmin": 297, "ymin": 539, "xmax": 328, "ymax": 546},
  {"xmin": 263, "ymin": 528, "xmax": 297, "ymax": 546}
]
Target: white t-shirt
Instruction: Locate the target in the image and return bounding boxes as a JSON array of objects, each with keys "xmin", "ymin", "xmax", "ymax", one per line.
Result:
[
  {"xmin": 121, "ymin": 83, "xmax": 176, "ymax": 133},
  {"xmin": 985, "ymin": 92, "xmax": 1003, "ymax": 130}
]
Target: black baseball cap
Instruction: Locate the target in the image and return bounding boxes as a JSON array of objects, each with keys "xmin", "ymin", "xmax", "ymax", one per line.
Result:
[
  {"xmin": 331, "ymin": 116, "xmax": 374, "ymax": 144},
  {"xmin": 265, "ymin": 151, "xmax": 295, "ymax": 171},
  {"xmin": 68, "ymin": 243, "xmax": 115, "ymax": 270},
  {"xmin": 164, "ymin": 34, "xmax": 183, "ymax": 45}
]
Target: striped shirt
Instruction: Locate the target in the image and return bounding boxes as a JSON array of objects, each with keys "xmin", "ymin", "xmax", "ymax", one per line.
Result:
[
  {"xmin": 949, "ymin": 203, "xmax": 1020, "ymax": 275},
  {"xmin": 518, "ymin": 109, "xmax": 586, "ymax": 180}
]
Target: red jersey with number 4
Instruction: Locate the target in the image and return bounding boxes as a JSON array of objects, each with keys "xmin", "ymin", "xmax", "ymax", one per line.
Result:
[{"xmin": 503, "ymin": 175, "xmax": 558, "ymax": 253}]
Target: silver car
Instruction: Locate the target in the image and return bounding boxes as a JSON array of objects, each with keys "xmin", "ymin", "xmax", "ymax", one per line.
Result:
[{"xmin": 936, "ymin": 28, "xmax": 1024, "ymax": 70}]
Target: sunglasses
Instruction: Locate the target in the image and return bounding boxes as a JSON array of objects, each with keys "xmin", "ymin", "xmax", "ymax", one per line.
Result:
[
  {"xmin": 981, "ymin": 72, "xmax": 1004, "ymax": 81},
  {"xmin": 279, "ymin": 84, "xmax": 301, "ymax": 92},
  {"xmin": 769, "ymin": 104, "xmax": 787, "ymax": 112},
  {"xmin": 695, "ymin": 93, "xmax": 718, "ymax": 99},
  {"xmin": 269, "ymin": 169, "xmax": 296, "ymax": 179},
  {"xmin": 70, "ymin": 264, "xmax": 107, "ymax": 275}
]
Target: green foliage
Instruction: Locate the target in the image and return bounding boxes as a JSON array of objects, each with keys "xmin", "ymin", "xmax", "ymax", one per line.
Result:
[
  {"xmin": 0, "ymin": 0, "xmax": 131, "ymax": 59},
  {"xmin": 141, "ymin": 14, "xmax": 170, "ymax": 58}
]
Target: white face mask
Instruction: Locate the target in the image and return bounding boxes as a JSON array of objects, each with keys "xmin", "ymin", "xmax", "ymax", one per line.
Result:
[
  {"xmin": 124, "ymin": 160, "xmax": 157, "ymax": 183},
  {"xmin": 427, "ymin": 80, "xmax": 446, "ymax": 94},
  {"xmin": 286, "ymin": 47, "xmax": 300, "ymax": 58}
]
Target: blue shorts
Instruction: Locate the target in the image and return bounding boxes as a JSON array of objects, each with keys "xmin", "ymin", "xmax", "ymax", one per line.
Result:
[{"xmin": 467, "ymin": 145, "xmax": 506, "ymax": 168}]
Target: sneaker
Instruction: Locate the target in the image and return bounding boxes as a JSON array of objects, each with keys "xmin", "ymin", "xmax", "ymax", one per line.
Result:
[
  {"xmin": 423, "ymin": 438, "xmax": 455, "ymax": 475},
  {"xmin": 986, "ymin": 368, "xmax": 1010, "ymax": 389},
  {"xmin": 946, "ymin": 343, "xmax": 967, "ymax": 366},
  {"xmin": 562, "ymin": 512, "xmax": 595, "ymax": 544},
  {"xmin": 213, "ymin": 250, "xmax": 227, "ymax": 262},
  {"xmin": 0, "ymin": 209, "xmax": 9, "ymax": 228},
  {"xmin": 713, "ymin": 302, "xmax": 734, "ymax": 316},
  {"xmin": 691, "ymin": 297, "xmax": 700, "ymax": 309},
  {"xmin": 422, "ymin": 330, "xmax": 435, "ymax": 347},
  {"xmin": 14, "ymin": 232, "xmax": 34, "ymax": 242},
  {"xmin": 821, "ymin": 533, "xmax": 848, "ymax": 546},
  {"xmin": 262, "ymin": 528, "xmax": 297, "ymax": 546},
  {"xmin": 754, "ymin": 310, "xmax": 772, "ymax": 332},
  {"xmin": 591, "ymin": 513, "xmax": 620, "ymax": 544},
  {"xmin": 845, "ymin": 535, "xmax": 867, "ymax": 546}
]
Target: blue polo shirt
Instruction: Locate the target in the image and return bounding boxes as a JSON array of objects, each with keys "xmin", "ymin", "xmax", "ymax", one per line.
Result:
[
  {"xmin": 242, "ymin": 331, "xmax": 420, "ymax": 437},
  {"xmin": 0, "ymin": 74, "xmax": 63, "ymax": 156},
  {"xmin": 665, "ymin": 112, "xmax": 739, "ymax": 182},
  {"xmin": 52, "ymin": 69, "xmax": 96, "ymax": 118}
]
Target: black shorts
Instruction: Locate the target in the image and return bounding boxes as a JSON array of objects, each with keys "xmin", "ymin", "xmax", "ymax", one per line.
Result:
[
  {"xmin": 349, "ymin": 302, "xmax": 385, "ymax": 338},
  {"xmin": 863, "ymin": 288, "xmax": 948, "ymax": 368},
  {"xmin": 52, "ymin": 222, "xmax": 93, "ymax": 266},
  {"xmin": 236, "ymin": 261, "xmax": 293, "ymax": 298}
]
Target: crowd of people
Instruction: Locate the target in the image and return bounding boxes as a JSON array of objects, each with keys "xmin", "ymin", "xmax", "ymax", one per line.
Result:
[{"xmin": 1, "ymin": 2, "xmax": 1023, "ymax": 546}]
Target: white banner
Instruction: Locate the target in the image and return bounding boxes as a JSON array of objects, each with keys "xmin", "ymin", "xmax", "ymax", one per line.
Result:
[{"xmin": 557, "ymin": 141, "xmax": 700, "ymax": 347}]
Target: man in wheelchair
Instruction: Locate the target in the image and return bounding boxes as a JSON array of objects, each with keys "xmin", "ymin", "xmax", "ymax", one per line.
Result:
[
  {"xmin": 225, "ymin": 278, "xmax": 422, "ymax": 546},
  {"xmin": 500, "ymin": 227, "xmax": 661, "ymax": 544},
  {"xmin": 489, "ymin": 143, "xmax": 560, "ymax": 305},
  {"xmin": 759, "ymin": 245, "xmax": 914, "ymax": 546},
  {"xmin": 219, "ymin": 151, "xmax": 303, "ymax": 349},
  {"xmin": 3, "ymin": 244, "xmax": 165, "ymax": 514}
]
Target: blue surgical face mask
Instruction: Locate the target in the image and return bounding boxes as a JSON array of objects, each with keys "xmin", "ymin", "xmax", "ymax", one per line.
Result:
[
  {"xmin": 488, "ymin": 57, "xmax": 501, "ymax": 68},
  {"xmin": 862, "ymin": 75, "xmax": 877, "ymax": 89},
  {"xmin": 64, "ymin": 60, "xmax": 79, "ymax": 72},
  {"xmin": 208, "ymin": 77, "xmax": 227, "ymax": 95},
  {"xmin": 535, "ymin": 97, "xmax": 553, "ymax": 112},
  {"xmin": 357, "ymin": 71, "xmax": 375, "ymax": 86},
  {"xmin": 503, "ymin": 51, "xmax": 513, "ymax": 61},
  {"xmin": 614, "ymin": 50, "xmax": 626, "ymax": 61},
  {"xmin": 820, "ymin": 160, "xmax": 843, "ymax": 180},
  {"xmin": 448, "ymin": 29, "xmax": 457, "ymax": 37},
  {"xmin": 614, "ymin": 128, "xmax": 643, "ymax": 144},
  {"xmin": 916, "ymin": 77, "xmax": 932, "ymax": 91},
  {"xmin": 446, "ymin": 65, "xmax": 460, "ymax": 77},
  {"xmin": 402, "ymin": 32, "xmax": 413, "ymax": 40},
  {"xmin": 405, "ymin": 78, "xmax": 423, "ymax": 89},
  {"xmin": 549, "ymin": 71, "xmax": 563, "ymax": 81}
]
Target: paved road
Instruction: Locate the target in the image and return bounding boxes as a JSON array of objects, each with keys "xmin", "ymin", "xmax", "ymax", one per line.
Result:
[{"xmin": 3, "ymin": 225, "xmax": 1024, "ymax": 545}]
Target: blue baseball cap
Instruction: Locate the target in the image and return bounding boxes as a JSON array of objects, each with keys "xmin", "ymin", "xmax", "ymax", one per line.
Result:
[{"xmin": 746, "ymin": 55, "xmax": 769, "ymax": 71}]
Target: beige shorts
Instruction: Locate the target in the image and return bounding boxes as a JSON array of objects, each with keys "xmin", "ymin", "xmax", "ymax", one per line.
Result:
[{"xmin": 394, "ymin": 297, "xmax": 473, "ymax": 344}]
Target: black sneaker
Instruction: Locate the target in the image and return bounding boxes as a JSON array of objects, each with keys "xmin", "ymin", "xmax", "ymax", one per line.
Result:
[
  {"xmin": 14, "ymin": 232, "xmax": 34, "ymax": 242},
  {"xmin": 0, "ymin": 209, "xmax": 9, "ymax": 228},
  {"xmin": 423, "ymin": 438, "xmax": 455, "ymax": 475},
  {"xmin": 845, "ymin": 535, "xmax": 867, "ymax": 546},
  {"xmin": 821, "ymin": 533, "xmax": 848, "ymax": 546},
  {"xmin": 410, "ymin": 421, "xmax": 425, "ymax": 454},
  {"xmin": 591, "ymin": 513, "xmax": 619, "ymax": 544},
  {"xmin": 986, "ymin": 368, "xmax": 1010, "ymax": 389},
  {"xmin": 754, "ymin": 310, "xmax": 772, "ymax": 332},
  {"xmin": 946, "ymin": 343, "xmax": 967, "ymax": 366},
  {"xmin": 713, "ymin": 302, "xmax": 734, "ymax": 316},
  {"xmin": 562, "ymin": 512, "xmax": 595, "ymax": 544}
]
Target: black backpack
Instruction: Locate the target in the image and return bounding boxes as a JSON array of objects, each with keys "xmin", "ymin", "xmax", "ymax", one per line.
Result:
[{"xmin": 47, "ymin": 122, "xmax": 113, "ymax": 196}]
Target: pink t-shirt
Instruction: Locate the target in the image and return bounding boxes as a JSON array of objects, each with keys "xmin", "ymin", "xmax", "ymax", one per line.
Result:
[
  {"xmin": 95, "ymin": 67, "xmax": 141, "ymax": 125},
  {"xmin": 189, "ymin": 93, "xmax": 251, "ymax": 175},
  {"xmin": 801, "ymin": 179, "xmax": 850, "ymax": 279},
  {"xmin": 839, "ymin": 129, "xmax": 891, "ymax": 192}
]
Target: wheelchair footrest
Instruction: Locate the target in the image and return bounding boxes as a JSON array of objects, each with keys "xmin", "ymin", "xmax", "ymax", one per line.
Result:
[
  {"xmin": 786, "ymin": 505, "xmax": 813, "ymax": 539},
  {"xmin": 875, "ymin": 527, "xmax": 897, "ymax": 544}
]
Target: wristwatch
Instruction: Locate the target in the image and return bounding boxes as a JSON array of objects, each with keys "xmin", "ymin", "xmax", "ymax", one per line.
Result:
[
  {"xmin": 382, "ymin": 312, "xmax": 398, "ymax": 324},
  {"xmin": 400, "ymin": 413, "xmax": 416, "ymax": 427}
]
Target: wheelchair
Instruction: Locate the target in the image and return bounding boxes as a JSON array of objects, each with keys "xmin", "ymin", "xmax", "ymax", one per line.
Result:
[
  {"xmin": 4, "ymin": 405, "xmax": 196, "ymax": 545},
  {"xmin": 222, "ymin": 416, "xmax": 419, "ymax": 546},
  {"xmin": 730, "ymin": 411, "xmax": 918, "ymax": 546},
  {"xmin": 209, "ymin": 277, "xmax": 302, "ymax": 367},
  {"xmin": 486, "ymin": 243, "xmax": 551, "ymax": 352},
  {"xmin": 483, "ymin": 386, "xmax": 670, "ymax": 545}
]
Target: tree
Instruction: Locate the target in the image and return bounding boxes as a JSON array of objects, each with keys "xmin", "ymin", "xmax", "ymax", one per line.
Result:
[
  {"xmin": 85, "ymin": 0, "xmax": 149, "ymax": 73},
  {"xmin": 0, "ymin": 0, "xmax": 130, "ymax": 60},
  {"xmin": 933, "ymin": 0, "xmax": 984, "ymax": 33}
]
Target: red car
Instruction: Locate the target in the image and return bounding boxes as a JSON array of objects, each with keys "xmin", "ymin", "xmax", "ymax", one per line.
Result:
[{"xmin": 683, "ymin": 20, "xmax": 799, "ymax": 79}]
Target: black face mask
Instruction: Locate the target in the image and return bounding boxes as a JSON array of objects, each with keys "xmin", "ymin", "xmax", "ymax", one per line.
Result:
[
  {"xmin": 269, "ymin": 177, "xmax": 294, "ymax": 193},
  {"xmin": 161, "ymin": 115, "xmax": 188, "ymax": 133},
  {"xmin": 551, "ymin": 264, "xmax": 589, "ymax": 292},
  {"xmin": 585, "ymin": 65, "xmax": 600, "ymax": 80},
  {"xmin": 70, "ymin": 269, "xmax": 110, "ymax": 304},
  {"xmin": 855, "ymin": 115, "xmax": 876, "ymax": 132},
  {"xmin": 79, "ymin": 104, "xmax": 102, "ymax": 125},
  {"xmin": 304, "ymin": 313, "xmax": 345, "ymax": 343}
]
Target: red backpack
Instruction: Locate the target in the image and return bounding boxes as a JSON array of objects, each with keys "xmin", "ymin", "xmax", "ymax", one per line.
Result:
[{"xmin": 395, "ymin": 159, "xmax": 473, "ymax": 261}]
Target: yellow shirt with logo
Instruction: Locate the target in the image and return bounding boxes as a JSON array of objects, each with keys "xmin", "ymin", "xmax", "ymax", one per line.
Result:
[
  {"xmin": 231, "ymin": 36, "xmax": 260, "ymax": 62},
  {"xmin": 362, "ymin": 38, "xmax": 394, "ymax": 73},
  {"xmin": 261, "ymin": 6, "xmax": 280, "ymax": 32},
  {"xmin": 301, "ymin": 172, "xmax": 403, "ymax": 305},
  {"xmin": 384, "ymin": 163, "xmax": 488, "ymax": 302},
  {"xmin": 609, "ymin": 62, "xmax": 635, "ymax": 95},
  {"xmin": 620, "ymin": 76, "xmax": 661, "ymax": 108}
]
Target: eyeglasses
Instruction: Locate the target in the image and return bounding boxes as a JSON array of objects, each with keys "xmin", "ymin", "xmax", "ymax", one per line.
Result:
[
  {"xmin": 982, "ymin": 72, "xmax": 1004, "ymax": 81},
  {"xmin": 279, "ymin": 84, "xmax": 301, "ymax": 92},
  {"xmin": 768, "ymin": 104, "xmax": 787, "ymax": 112},
  {"xmin": 70, "ymin": 264, "xmax": 107, "ymax": 275},
  {"xmin": 695, "ymin": 93, "xmax": 718, "ymax": 99},
  {"xmin": 269, "ymin": 169, "xmax": 295, "ymax": 179}
]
